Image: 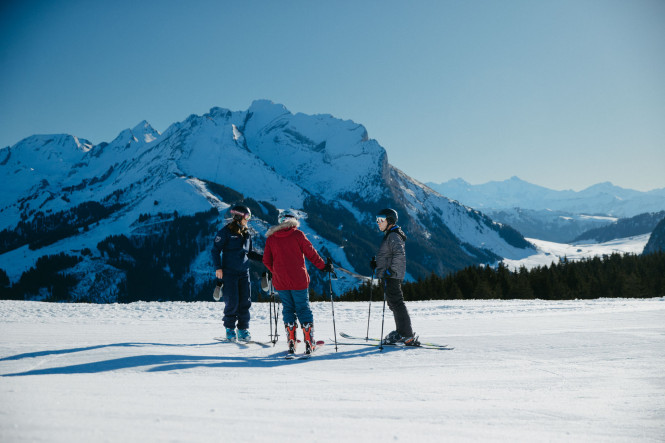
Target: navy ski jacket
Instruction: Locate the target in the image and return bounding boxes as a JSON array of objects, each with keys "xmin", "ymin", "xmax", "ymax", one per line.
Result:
[{"xmin": 211, "ymin": 223, "xmax": 263, "ymax": 274}]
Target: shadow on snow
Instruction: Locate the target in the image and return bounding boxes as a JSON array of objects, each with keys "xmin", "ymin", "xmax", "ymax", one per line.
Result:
[{"xmin": 1, "ymin": 341, "xmax": 400, "ymax": 376}]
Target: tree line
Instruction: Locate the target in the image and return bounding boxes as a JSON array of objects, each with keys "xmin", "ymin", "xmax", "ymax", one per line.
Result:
[
  {"xmin": 339, "ymin": 252, "xmax": 665, "ymax": 301},
  {"xmin": 0, "ymin": 201, "xmax": 124, "ymax": 253}
]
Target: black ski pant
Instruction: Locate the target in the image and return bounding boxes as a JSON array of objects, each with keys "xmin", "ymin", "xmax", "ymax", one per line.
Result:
[
  {"xmin": 221, "ymin": 270, "xmax": 252, "ymax": 330},
  {"xmin": 383, "ymin": 278, "xmax": 413, "ymax": 337}
]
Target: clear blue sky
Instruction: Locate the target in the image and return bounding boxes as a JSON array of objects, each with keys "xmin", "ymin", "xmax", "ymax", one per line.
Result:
[{"xmin": 2, "ymin": 0, "xmax": 664, "ymax": 191}]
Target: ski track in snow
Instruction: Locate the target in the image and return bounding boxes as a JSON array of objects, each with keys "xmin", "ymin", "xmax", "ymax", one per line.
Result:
[{"xmin": 1, "ymin": 298, "xmax": 664, "ymax": 442}]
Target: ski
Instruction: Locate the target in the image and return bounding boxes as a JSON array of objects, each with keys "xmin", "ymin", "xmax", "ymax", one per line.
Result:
[
  {"xmin": 213, "ymin": 337, "xmax": 271, "ymax": 348},
  {"xmin": 332, "ymin": 340, "xmax": 452, "ymax": 350},
  {"xmin": 299, "ymin": 340, "xmax": 325, "ymax": 359},
  {"xmin": 338, "ymin": 332, "xmax": 453, "ymax": 350}
]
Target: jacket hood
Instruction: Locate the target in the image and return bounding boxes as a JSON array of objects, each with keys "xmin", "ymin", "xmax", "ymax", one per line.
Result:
[
  {"xmin": 266, "ymin": 218, "xmax": 300, "ymax": 238},
  {"xmin": 386, "ymin": 225, "xmax": 407, "ymax": 242}
]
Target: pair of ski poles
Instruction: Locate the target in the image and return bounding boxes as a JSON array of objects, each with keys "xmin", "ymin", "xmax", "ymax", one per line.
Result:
[
  {"xmin": 330, "ymin": 258, "xmax": 386, "ymax": 352},
  {"xmin": 262, "ymin": 272, "xmax": 280, "ymax": 346},
  {"xmin": 262, "ymin": 258, "xmax": 376, "ymax": 353},
  {"xmin": 262, "ymin": 261, "xmax": 339, "ymax": 353}
]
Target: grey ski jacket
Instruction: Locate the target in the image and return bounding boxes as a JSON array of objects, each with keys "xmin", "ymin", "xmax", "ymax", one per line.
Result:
[{"xmin": 375, "ymin": 226, "xmax": 407, "ymax": 280}]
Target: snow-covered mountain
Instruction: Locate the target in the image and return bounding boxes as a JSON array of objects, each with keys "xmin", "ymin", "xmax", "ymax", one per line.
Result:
[
  {"xmin": 0, "ymin": 100, "xmax": 532, "ymax": 302},
  {"xmin": 426, "ymin": 177, "xmax": 665, "ymax": 242}
]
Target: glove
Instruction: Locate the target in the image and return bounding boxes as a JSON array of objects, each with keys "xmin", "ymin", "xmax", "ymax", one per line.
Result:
[
  {"xmin": 322, "ymin": 263, "xmax": 333, "ymax": 273},
  {"xmin": 213, "ymin": 279, "xmax": 223, "ymax": 301},
  {"xmin": 370, "ymin": 256, "xmax": 377, "ymax": 270}
]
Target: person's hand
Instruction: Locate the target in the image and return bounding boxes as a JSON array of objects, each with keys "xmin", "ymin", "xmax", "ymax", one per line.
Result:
[
  {"xmin": 370, "ymin": 257, "xmax": 377, "ymax": 270},
  {"xmin": 322, "ymin": 263, "xmax": 333, "ymax": 273},
  {"xmin": 215, "ymin": 269, "xmax": 223, "ymax": 279}
]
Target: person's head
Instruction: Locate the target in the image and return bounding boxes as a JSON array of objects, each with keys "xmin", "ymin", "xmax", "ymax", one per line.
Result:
[
  {"xmin": 376, "ymin": 208, "xmax": 398, "ymax": 232},
  {"xmin": 230, "ymin": 205, "xmax": 251, "ymax": 226},
  {"xmin": 278, "ymin": 209, "xmax": 298, "ymax": 225}
]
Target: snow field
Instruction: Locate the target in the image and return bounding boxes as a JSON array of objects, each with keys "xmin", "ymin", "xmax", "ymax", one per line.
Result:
[{"xmin": 1, "ymin": 298, "xmax": 664, "ymax": 442}]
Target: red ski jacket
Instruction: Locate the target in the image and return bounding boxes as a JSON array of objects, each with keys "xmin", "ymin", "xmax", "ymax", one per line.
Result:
[{"xmin": 263, "ymin": 219, "xmax": 325, "ymax": 291}]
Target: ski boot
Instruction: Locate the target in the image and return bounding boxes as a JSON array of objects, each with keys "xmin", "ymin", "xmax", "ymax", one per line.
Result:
[
  {"xmin": 237, "ymin": 329, "xmax": 251, "ymax": 342},
  {"xmin": 383, "ymin": 330, "xmax": 401, "ymax": 344},
  {"xmin": 226, "ymin": 327, "xmax": 237, "ymax": 341},
  {"xmin": 400, "ymin": 332, "xmax": 420, "ymax": 346},
  {"xmin": 285, "ymin": 323, "xmax": 298, "ymax": 356},
  {"xmin": 302, "ymin": 322, "xmax": 316, "ymax": 354}
]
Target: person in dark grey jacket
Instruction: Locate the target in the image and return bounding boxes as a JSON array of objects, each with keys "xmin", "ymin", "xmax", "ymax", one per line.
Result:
[{"xmin": 372, "ymin": 208, "xmax": 418, "ymax": 345}]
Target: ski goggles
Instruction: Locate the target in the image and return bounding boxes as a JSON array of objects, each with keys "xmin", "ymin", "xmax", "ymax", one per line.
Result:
[
  {"xmin": 375, "ymin": 216, "xmax": 387, "ymax": 224},
  {"xmin": 231, "ymin": 210, "xmax": 251, "ymax": 220}
]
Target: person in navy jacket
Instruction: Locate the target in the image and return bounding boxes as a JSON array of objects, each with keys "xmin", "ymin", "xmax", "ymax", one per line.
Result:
[{"xmin": 211, "ymin": 205, "xmax": 263, "ymax": 341}]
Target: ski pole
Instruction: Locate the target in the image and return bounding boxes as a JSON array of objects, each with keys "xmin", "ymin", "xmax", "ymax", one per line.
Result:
[
  {"xmin": 270, "ymin": 278, "xmax": 279, "ymax": 345},
  {"xmin": 379, "ymin": 278, "xmax": 387, "ymax": 352},
  {"xmin": 273, "ymin": 284, "xmax": 280, "ymax": 345},
  {"xmin": 365, "ymin": 269, "xmax": 375, "ymax": 341},
  {"xmin": 269, "ymin": 291, "xmax": 275, "ymax": 344},
  {"xmin": 327, "ymin": 257, "xmax": 338, "ymax": 352}
]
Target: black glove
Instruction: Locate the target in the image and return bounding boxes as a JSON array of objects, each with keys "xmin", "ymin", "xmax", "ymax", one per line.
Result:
[
  {"xmin": 322, "ymin": 263, "xmax": 333, "ymax": 273},
  {"xmin": 370, "ymin": 256, "xmax": 377, "ymax": 270}
]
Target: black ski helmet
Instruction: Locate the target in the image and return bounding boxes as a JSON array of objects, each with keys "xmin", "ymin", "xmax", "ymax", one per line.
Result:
[
  {"xmin": 229, "ymin": 204, "xmax": 251, "ymax": 221},
  {"xmin": 377, "ymin": 208, "xmax": 398, "ymax": 225}
]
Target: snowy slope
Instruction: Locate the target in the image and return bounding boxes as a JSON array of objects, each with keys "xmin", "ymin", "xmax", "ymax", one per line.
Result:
[
  {"xmin": 1, "ymin": 298, "xmax": 663, "ymax": 442},
  {"xmin": 502, "ymin": 234, "xmax": 651, "ymax": 271}
]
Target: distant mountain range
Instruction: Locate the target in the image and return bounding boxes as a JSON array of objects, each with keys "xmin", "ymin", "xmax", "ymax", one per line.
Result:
[
  {"xmin": 0, "ymin": 101, "xmax": 531, "ymax": 302},
  {"xmin": 426, "ymin": 177, "xmax": 665, "ymax": 242}
]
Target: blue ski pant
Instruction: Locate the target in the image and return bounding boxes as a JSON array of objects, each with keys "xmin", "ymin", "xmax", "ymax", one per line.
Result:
[
  {"xmin": 222, "ymin": 270, "xmax": 252, "ymax": 330},
  {"xmin": 278, "ymin": 289, "xmax": 313, "ymax": 325}
]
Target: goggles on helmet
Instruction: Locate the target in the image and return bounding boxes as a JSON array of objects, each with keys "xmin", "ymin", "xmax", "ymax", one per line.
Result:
[
  {"xmin": 231, "ymin": 209, "xmax": 251, "ymax": 221},
  {"xmin": 375, "ymin": 216, "xmax": 387, "ymax": 224}
]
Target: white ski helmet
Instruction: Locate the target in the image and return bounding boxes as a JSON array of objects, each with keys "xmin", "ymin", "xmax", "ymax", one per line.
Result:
[{"xmin": 278, "ymin": 209, "xmax": 298, "ymax": 224}]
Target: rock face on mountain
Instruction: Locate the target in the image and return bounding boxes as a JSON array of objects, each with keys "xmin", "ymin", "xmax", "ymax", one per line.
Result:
[
  {"xmin": 643, "ymin": 218, "xmax": 665, "ymax": 255},
  {"xmin": 0, "ymin": 100, "xmax": 532, "ymax": 302}
]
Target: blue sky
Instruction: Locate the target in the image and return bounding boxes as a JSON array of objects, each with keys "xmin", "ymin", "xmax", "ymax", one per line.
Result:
[{"xmin": 1, "ymin": 0, "xmax": 664, "ymax": 191}]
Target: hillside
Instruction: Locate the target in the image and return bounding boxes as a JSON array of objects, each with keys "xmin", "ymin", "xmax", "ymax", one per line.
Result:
[{"xmin": 574, "ymin": 211, "xmax": 665, "ymax": 243}]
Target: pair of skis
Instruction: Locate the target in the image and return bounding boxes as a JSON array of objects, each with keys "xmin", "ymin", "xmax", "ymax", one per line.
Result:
[
  {"xmin": 213, "ymin": 337, "xmax": 271, "ymax": 348},
  {"xmin": 214, "ymin": 336, "xmax": 325, "ymax": 359},
  {"xmin": 285, "ymin": 340, "xmax": 325, "ymax": 360}
]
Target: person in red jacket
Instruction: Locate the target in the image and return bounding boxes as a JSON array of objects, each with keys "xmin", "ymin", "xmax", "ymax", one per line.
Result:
[{"xmin": 263, "ymin": 210, "xmax": 331, "ymax": 356}]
